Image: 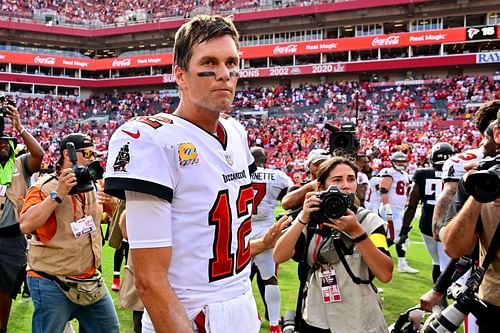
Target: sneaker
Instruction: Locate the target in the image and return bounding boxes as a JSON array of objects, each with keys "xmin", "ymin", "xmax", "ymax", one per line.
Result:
[
  {"xmin": 398, "ymin": 264, "xmax": 419, "ymax": 274},
  {"xmin": 111, "ymin": 277, "xmax": 120, "ymax": 291},
  {"xmin": 269, "ymin": 324, "xmax": 282, "ymax": 333}
]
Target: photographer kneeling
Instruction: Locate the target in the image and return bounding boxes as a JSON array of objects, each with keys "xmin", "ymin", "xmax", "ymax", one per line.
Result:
[
  {"xmin": 274, "ymin": 157, "xmax": 393, "ymax": 333},
  {"xmin": 441, "ymin": 118, "xmax": 500, "ymax": 333}
]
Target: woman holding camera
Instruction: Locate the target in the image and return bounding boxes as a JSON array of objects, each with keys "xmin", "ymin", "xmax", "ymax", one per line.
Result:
[{"xmin": 274, "ymin": 157, "xmax": 393, "ymax": 333}]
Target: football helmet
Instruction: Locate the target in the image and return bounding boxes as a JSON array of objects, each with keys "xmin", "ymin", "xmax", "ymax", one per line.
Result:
[
  {"xmin": 430, "ymin": 142, "xmax": 454, "ymax": 170},
  {"xmin": 391, "ymin": 151, "xmax": 408, "ymax": 172}
]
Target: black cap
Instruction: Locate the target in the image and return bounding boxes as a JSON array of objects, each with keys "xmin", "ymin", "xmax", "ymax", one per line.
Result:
[{"xmin": 60, "ymin": 133, "xmax": 94, "ymax": 151}]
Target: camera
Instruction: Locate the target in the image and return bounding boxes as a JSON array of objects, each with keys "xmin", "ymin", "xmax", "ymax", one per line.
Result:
[
  {"xmin": 0, "ymin": 95, "xmax": 14, "ymax": 117},
  {"xmin": 463, "ymin": 155, "xmax": 500, "ymax": 203},
  {"xmin": 326, "ymin": 122, "xmax": 359, "ymax": 156},
  {"xmin": 66, "ymin": 142, "xmax": 104, "ymax": 195},
  {"xmin": 281, "ymin": 310, "xmax": 297, "ymax": 333},
  {"xmin": 423, "ymin": 267, "xmax": 486, "ymax": 333},
  {"xmin": 310, "ymin": 185, "xmax": 355, "ymax": 224}
]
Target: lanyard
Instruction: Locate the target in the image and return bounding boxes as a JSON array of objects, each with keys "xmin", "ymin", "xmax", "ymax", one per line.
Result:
[{"xmin": 71, "ymin": 194, "xmax": 86, "ymax": 221}]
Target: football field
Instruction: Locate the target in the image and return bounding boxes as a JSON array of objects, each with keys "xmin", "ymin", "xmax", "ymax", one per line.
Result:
[{"xmin": 10, "ymin": 212, "xmax": 465, "ymax": 333}]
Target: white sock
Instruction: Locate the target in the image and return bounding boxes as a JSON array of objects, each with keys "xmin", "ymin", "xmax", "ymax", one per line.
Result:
[
  {"xmin": 264, "ymin": 284, "xmax": 281, "ymax": 326},
  {"xmin": 398, "ymin": 257, "xmax": 407, "ymax": 266}
]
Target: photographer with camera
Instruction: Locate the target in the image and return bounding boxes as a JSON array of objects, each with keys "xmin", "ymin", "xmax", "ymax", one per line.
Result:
[
  {"xmin": 0, "ymin": 98, "xmax": 44, "ymax": 333},
  {"xmin": 19, "ymin": 133, "xmax": 119, "ymax": 333},
  {"xmin": 274, "ymin": 157, "xmax": 393, "ymax": 333},
  {"xmin": 440, "ymin": 116, "xmax": 500, "ymax": 332}
]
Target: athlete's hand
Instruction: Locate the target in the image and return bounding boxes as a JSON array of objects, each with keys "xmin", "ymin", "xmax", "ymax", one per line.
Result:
[
  {"xmin": 262, "ymin": 215, "xmax": 292, "ymax": 249},
  {"xmin": 420, "ymin": 289, "xmax": 444, "ymax": 312}
]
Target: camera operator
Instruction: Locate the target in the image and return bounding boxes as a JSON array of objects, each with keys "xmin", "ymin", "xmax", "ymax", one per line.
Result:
[
  {"xmin": 441, "ymin": 117, "xmax": 500, "ymax": 332},
  {"xmin": 274, "ymin": 157, "xmax": 393, "ymax": 333},
  {"xmin": 19, "ymin": 133, "xmax": 119, "ymax": 333},
  {"xmin": 0, "ymin": 100, "xmax": 44, "ymax": 333},
  {"xmin": 281, "ymin": 149, "xmax": 330, "ymax": 212}
]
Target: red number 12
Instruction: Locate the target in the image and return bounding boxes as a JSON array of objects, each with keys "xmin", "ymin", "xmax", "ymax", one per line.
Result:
[{"xmin": 208, "ymin": 185, "xmax": 253, "ymax": 282}]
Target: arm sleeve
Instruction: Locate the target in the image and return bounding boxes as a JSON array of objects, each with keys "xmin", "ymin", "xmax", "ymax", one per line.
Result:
[{"xmin": 125, "ymin": 191, "xmax": 172, "ymax": 249}]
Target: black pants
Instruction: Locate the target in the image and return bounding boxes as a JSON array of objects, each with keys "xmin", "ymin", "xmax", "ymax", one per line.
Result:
[
  {"xmin": 301, "ymin": 320, "xmax": 330, "ymax": 333},
  {"xmin": 474, "ymin": 301, "xmax": 500, "ymax": 333}
]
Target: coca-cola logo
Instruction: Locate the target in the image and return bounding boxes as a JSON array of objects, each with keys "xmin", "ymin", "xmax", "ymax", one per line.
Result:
[
  {"xmin": 371, "ymin": 36, "xmax": 400, "ymax": 47},
  {"xmin": 34, "ymin": 56, "xmax": 56, "ymax": 65},
  {"xmin": 112, "ymin": 58, "xmax": 132, "ymax": 67},
  {"xmin": 273, "ymin": 44, "xmax": 298, "ymax": 55}
]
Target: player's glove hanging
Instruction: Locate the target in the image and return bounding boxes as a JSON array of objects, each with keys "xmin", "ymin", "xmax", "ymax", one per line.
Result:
[
  {"xmin": 383, "ymin": 204, "xmax": 393, "ymax": 221},
  {"xmin": 398, "ymin": 226, "xmax": 412, "ymax": 245}
]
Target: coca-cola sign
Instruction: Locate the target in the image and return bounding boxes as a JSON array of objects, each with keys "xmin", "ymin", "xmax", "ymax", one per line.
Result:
[
  {"xmin": 112, "ymin": 58, "xmax": 132, "ymax": 67},
  {"xmin": 273, "ymin": 44, "xmax": 298, "ymax": 55},
  {"xmin": 34, "ymin": 56, "xmax": 56, "ymax": 65},
  {"xmin": 371, "ymin": 36, "xmax": 400, "ymax": 47}
]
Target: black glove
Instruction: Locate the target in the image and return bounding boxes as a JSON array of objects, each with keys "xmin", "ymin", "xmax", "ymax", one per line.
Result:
[{"xmin": 398, "ymin": 226, "xmax": 412, "ymax": 245}]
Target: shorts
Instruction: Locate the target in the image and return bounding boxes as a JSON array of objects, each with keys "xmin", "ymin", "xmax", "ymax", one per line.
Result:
[{"xmin": 0, "ymin": 234, "xmax": 27, "ymax": 294}]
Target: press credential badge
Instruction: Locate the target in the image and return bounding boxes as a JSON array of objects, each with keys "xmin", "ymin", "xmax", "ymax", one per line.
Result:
[{"xmin": 70, "ymin": 215, "xmax": 96, "ymax": 238}]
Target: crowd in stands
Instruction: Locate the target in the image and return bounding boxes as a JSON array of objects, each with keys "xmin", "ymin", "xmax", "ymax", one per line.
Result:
[
  {"xmin": 6, "ymin": 74, "xmax": 497, "ymax": 175},
  {"xmin": 0, "ymin": 0, "xmax": 339, "ymax": 25}
]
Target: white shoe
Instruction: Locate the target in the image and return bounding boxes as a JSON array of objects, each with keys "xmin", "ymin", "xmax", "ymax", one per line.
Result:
[
  {"xmin": 398, "ymin": 264, "xmax": 419, "ymax": 274},
  {"xmin": 376, "ymin": 287, "xmax": 384, "ymax": 293}
]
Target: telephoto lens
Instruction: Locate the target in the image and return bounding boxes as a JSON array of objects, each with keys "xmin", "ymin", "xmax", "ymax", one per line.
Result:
[
  {"xmin": 282, "ymin": 310, "xmax": 296, "ymax": 333},
  {"xmin": 423, "ymin": 301, "xmax": 467, "ymax": 333}
]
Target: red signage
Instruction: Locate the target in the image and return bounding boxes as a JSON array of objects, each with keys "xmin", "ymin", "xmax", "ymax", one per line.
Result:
[
  {"xmin": 239, "ymin": 28, "xmax": 465, "ymax": 59},
  {"xmin": 0, "ymin": 27, "xmax": 470, "ymax": 70},
  {"xmin": 0, "ymin": 51, "xmax": 173, "ymax": 70}
]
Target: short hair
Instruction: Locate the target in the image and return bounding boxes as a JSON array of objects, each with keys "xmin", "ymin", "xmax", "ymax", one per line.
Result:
[
  {"xmin": 316, "ymin": 157, "xmax": 359, "ymax": 191},
  {"xmin": 173, "ymin": 15, "xmax": 240, "ymax": 71},
  {"xmin": 251, "ymin": 146, "xmax": 266, "ymax": 166},
  {"xmin": 474, "ymin": 100, "xmax": 500, "ymax": 133}
]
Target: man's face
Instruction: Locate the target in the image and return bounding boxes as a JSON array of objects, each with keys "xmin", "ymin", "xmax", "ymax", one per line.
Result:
[
  {"xmin": 0, "ymin": 140, "xmax": 11, "ymax": 161},
  {"xmin": 357, "ymin": 157, "xmax": 370, "ymax": 173},
  {"xmin": 175, "ymin": 35, "xmax": 239, "ymax": 113}
]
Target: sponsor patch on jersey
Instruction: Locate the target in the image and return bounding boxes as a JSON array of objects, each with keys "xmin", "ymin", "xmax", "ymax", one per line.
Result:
[
  {"xmin": 113, "ymin": 142, "xmax": 131, "ymax": 172},
  {"xmin": 178, "ymin": 143, "xmax": 200, "ymax": 167}
]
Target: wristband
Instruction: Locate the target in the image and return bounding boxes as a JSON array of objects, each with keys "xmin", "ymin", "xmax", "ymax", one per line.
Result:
[
  {"xmin": 384, "ymin": 204, "xmax": 393, "ymax": 216},
  {"xmin": 352, "ymin": 231, "xmax": 368, "ymax": 243},
  {"xmin": 297, "ymin": 217, "xmax": 307, "ymax": 225},
  {"xmin": 19, "ymin": 127, "xmax": 26, "ymax": 136}
]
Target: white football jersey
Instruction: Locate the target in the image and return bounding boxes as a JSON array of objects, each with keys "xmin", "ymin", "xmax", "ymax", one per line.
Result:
[
  {"xmin": 379, "ymin": 167, "xmax": 410, "ymax": 208},
  {"xmin": 364, "ymin": 176, "xmax": 381, "ymax": 213},
  {"xmin": 442, "ymin": 147, "xmax": 485, "ymax": 182},
  {"xmin": 250, "ymin": 166, "xmax": 293, "ymax": 236},
  {"xmin": 105, "ymin": 113, "xmax": 255, "ymax": 319}
]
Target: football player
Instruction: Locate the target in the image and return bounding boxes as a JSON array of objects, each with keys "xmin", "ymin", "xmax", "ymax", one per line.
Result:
[
  {"xmin": 105, "ymin": 15, "xmax": 290, "ymax": 333},
  {"xmin": 401, "ymin": 142, "xmax": 455, "ymax": 282},
  {"xmin": 250, "ymin": 147, "xmax": 293, "ymax": 333},
  {"xmin": 364, "ymin": 174, "xmax": 381, "ymax": 213},
  {"xmin": 379, "ymin": 151, "xmax": 417, "ymax": 273}
]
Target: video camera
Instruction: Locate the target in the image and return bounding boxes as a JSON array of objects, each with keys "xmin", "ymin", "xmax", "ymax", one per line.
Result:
[
  {"xmin": 310, "ymin": 185, "xmax": 355, "ymax": 225},
  {"xmin": 463, "ymin": 155, "xmax": 500, "ymax": 203},
  {"xmin": 326, "ymin": 122, "xmax": 359, "ymax": 156},
  {"xmin": 66, "ymin": 142, "xmax": 104, "ymax": 195}
]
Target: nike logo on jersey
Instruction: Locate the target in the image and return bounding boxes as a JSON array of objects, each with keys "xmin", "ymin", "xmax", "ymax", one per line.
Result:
[{"xmin": 122, "ymin": 129, "xmax": 140, "ymax": 139}]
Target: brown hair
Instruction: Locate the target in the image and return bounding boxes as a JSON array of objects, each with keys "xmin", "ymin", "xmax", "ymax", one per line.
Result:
[
  {"xmin": 173, "ymin": 15, "xmax": 240, "ymax": 71},
  {"xmin": 474, "ymin": 100, "xmax": 500, "ymax": 133},
  {"xmin": 316, "ymin": 157, "xmax": 359, "ymax": 191}
]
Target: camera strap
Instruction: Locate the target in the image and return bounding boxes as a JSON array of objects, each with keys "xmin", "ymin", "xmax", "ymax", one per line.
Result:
[
  {"xmin": 479, "ymin": 220, "xmax": 500, "ymax": 273},
  {"xmin": 332, "ymin": 236, "xmax": 371, "ymax": 285}
]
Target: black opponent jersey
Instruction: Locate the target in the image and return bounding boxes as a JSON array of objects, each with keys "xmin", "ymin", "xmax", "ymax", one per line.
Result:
[{"xmin": 412, "ymin": 168, "xmax": 442, "ymax": 237}]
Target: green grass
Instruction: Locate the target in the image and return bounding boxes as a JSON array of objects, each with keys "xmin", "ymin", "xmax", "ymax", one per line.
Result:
[{"xmin": 10, "ymin": 214, "xmax": 465, "ymax": 332}]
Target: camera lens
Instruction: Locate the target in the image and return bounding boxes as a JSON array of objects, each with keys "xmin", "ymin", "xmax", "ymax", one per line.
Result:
[{"xmin": 322, "ymin": 196, "xmax": 347, "ymax": 219}]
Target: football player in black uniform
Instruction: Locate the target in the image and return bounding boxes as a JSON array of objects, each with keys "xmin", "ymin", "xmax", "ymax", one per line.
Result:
[{"xmin": 401, "ymin": 142, "xmax": 455, "ymax": 282}]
